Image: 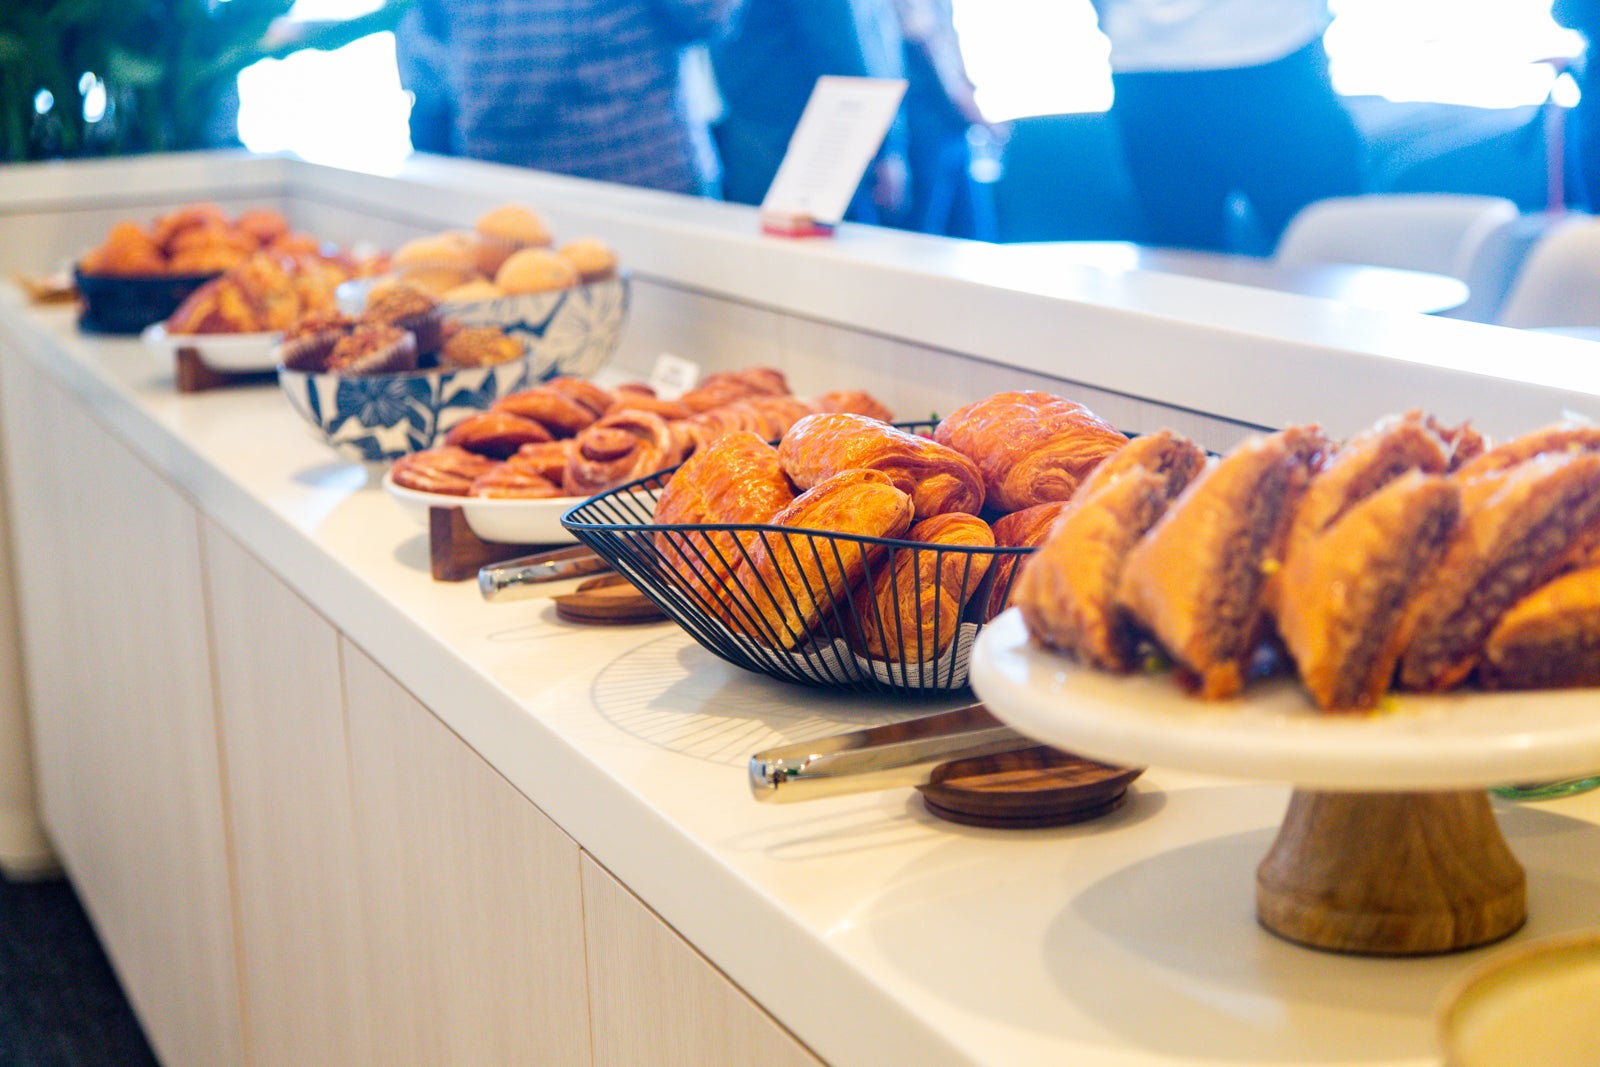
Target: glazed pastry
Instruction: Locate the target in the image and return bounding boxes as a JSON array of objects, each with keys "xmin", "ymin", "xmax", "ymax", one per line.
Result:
[
  {"xmin": 234, "ymin": 208, "xmax": 291, "ymax": 245},
  {"xmin": 469, "ymin": 463, "xmax": 567, "ymax": 499},
  {"xmin": 494, "ymin": 387, "xmax": 600, "ymax": 437},
  {"xmin": 983, "ymin": 501, "xmax": 1072, "ymax": 621},
  {"xmin": 541, "ymin": 376, "xmax": 615, "ymax": 417},
  {"xmin": 389, "ymin": 446, "xmax": 501, "ymax": 496},
  {"xmin": 323, "ymin": 322, "xmax": 418, "ymax": 375},
  {"xmin": 811, "ymin": 389, "xmax": 894, "ymax": 423},
  {"xmin": 1013, "ymin": 430, "xmax": 1206, "ymax": 669},
  {"xmin": 933, "ymin": 391, "xmax": 1130, "ymax": 512},
  {"xmin": 438, "ymin": 326, "xmax": 525, "ymax": 369},
  {"xmin": 1115, "ymin": 425, "xmax": 1328, "ymax": 699},
  {"xmin": 494, "ymin": 248, "xmax": 579, "ymax": 293},
  {"xmin": 1396, "ymin": 451, "xmax": 1600, "ymax": 691},
  {"xmin": 503, "ymin": 439, "xmax": 575, "ymax": 484},
  {"xmin": 562, "ymin": 409, "xmax": 687, "ymax": 495},
  {"xmin": 1272, "ymin": 471, "xmax": 1461, "ymax": 711},
  {"xmin": 604, "ymin": 393, "xmax": 693, "ymax": 421},
  {"xmin": 1453, "ymin": 421, "xmax": 1600, "ymax": 479},
  {"xmin": 1480, "ymin": 566, "xmax": 1600, "ymax": 689},
  {"xmin": 778, "ymin": 412, "xmax": 985, "ymax": 518},
  {"xmin": 850, "ymin": 512, "xmax": 995, "ymax": 662},
  {"xmin": 678, "ymin": 367, "xmax": 791, "ymax": 413},
  {"xmin": 651, "ymin": 431, "xmax": 796, "ymax": 605},
  {"xmin": 741, "ymin": 395, "xmax": 817, "ymax": 440},
  {"xmin": 729, "ymin": 469, "xmax": 914, "ymax": 648},
  {"xmin": 442, "ymin": 410, "xmax": 555, "ymax": 458},
  {"xmin": 675, "ymin": 403, "xmax": 771, "ymax": 457}
]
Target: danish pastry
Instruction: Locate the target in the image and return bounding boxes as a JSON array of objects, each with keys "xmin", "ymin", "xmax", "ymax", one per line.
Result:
[
  {"xmin": 443, "ymin": 411, "xmax": 555, "ymax": 458},
  {"xmin": 494, "ymin": 387, "xmax": 600, "ymax": 438},
  {"xmin": 562, "ymin": 409, "xmax": 686, "ymax": 495}
]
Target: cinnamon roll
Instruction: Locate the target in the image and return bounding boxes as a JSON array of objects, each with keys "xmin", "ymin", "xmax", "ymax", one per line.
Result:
[{"xmin": 562, "ymin": 409, "xmax": 687, "ymax": 495}]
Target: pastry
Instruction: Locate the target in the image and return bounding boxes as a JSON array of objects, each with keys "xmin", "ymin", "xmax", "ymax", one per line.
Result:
[
  {"xmin": 1480, "ymin": 566, "xmax": 1600, "ymax": 689},
  {"xmin": 555, "ymin": 237, "xmax": 619, "ymax": 282},
  {"xmin": 503, "ymin": 439, "xmax": 575, "ymax": 483},
  {"xmin": 675, "ymin": 403, "xmax": 772, "ymax": 457},
  {"xmin": 389, "ymin": 446, "xmax": 501, "ymax": 496},
  {"xmin": 494, "ymin": 248, "xmax": 579, "ymax": 293},
  {"xmin": 812, "ymin": 389, "xmax": 894, "ymax": 423},
  {"xmin": 651, "ymin": 431, "xmax": 796, "ymax": 605},
  {"xmin": 779, "ymin": 412, "xmax": 985, "ymax": 518},
  {"xmin": 541, "ymin": 376, "xmax": 615, "ymax": 417},
  {"xmin": 494, "ymin": 386, "xmax": 600, "ymax": 437},
  {"xmin": 79, "ymin": 221, "xmax": 166, "ymax": 276},
  {"xmin": 983, "ymin": 501, "xmax": 1071, "ymax": 621},
  {"xmin": 234, "ymin": 208, "xmax": 291, "ymax": 245},
  {"xmin": 324, "ymin": 321, "xmax": 419, "ymax": 375},
  {"xmin": 1396, "ymin": 451, "xmax": 1600, "ymax": 691},
  {"xmin": 277, "ymin": 310, "xmax": 355, "ymax": 372},
  {"xmin": 362, "ymin": 283, "xmax": 443, "ymax": 354},
  {"xmin": 562, "ymin": 409, "xmax": 687, "ymax": 495},
  {"xmin": 475, "ymin": 203, "xmax": 553, "ymax": 249},
  {"xmin": 442, "ymin": 410, "xmax": 555, "ymax": 458},
  {"xmin": 605, "ymin": 393, "xmax": 693, "ymax": 421},
  {"xmin": 677, "ymin": 368, "xmax": 791, "ymax": 412},
  {"xmin": 1114, "ymin": 425, "xmax": 1328, "ymax": 699},
  {"xmin": 441, "ymin": 278, "xmax": 505, "ymax": 303},
  {"xmin": 933, "ymin": 391, "xmax": 1130, "ymax": 512},
  {"xmin": 438, "ymin": 325, "xmax": 525, "ymax": 369},
  {"xmin": 469, "ymin": 463, "xmax": 568, "ymax": 499},
  {"xmin": 1013, "ymin": 429, "xmax": 1206, "ymax": 669},
  {"xmin": 1272, "ymin": 471, "xmax": 1461, "ymax": 711},
  {"xmin": 728, "ymin": 469, "xmax": 914, "ymax": 648},
  {"xmin": 850, "ymin": 512, "xmax": 995, "ymax": 662},
  {"xmin": 741, "ymin": 395, "xmax": 817, "ymax": 440},
  {"xmin": 1453, "ymin": 421, "xmax": 1600, "ymax": 478}
]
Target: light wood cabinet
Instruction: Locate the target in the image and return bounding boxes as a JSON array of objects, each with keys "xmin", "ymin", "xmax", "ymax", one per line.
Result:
[
  {"xmin": 203, "ymin": 519, "xmax": 371, "ymax": 1066},
  {"xmin": 0, "ymin": 355, "xmax": 244, "ymax": 1067},
  {"xmin": 343, "ymin": 640, "xmax": 593, "ymax": 1067},
  {"xmin": 582, "ymin": 854, "xmax": 824, "ymax": 1067}
]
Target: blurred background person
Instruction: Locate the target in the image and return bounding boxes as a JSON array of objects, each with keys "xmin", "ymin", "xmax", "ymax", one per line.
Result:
[
  {"xmin": 394, "ymin": 0, "xmax": 742, "ymax": 196},
  {"xmin": 893, "ymin": 0, "xmax": 997, "ymax": 239},
  {"xmin": 710, "ymin": 0, "xmax": 911, "ymax": 224},
  {"xmin": 1554, "ymin": 0, "xmax": 1600, "ymax": 210},
  {"xmin": 1091, "ymin": 0, "xmax": 1365, "ymax": 251}
]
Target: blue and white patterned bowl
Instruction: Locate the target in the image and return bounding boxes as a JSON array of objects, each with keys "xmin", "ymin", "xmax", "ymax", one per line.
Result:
[
  {"xmin": 277, "ymin": 353, "xmax": 542, "ymax": 464},
  {"xmin": 439, "ymin": 272, "xmax": 630, "ymax": 381}
]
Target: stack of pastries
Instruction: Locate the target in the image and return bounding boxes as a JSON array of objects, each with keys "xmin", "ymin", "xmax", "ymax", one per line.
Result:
[
  {"xmin": 388, "ymin": 367, "xmax": 897, "ymax": 502},
  {"xmin": 165, "ymin": 249, "xmax": 362, "ymax": 336},
  {"xmin": 78, "ymin": 203, "xmax": 356, "ymax": 278},
  {"xmin": 1013, "ymin": 411, "xmax": 1600, "ymax": 711},
  {"xmin": 648, "ymin": 389, "xmax": 1136, "ymax": 661}
]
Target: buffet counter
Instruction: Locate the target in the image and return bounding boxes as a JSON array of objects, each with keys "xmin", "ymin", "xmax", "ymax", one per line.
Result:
[{"xmin": 2, "ymin": 152, "xmax": 1600, "ymax": 1067}]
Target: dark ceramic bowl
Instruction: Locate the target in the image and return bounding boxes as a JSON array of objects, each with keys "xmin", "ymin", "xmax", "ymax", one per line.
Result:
[{"xmin": 73, "ymin": 266, "xmax": 220, "ymax": 335}]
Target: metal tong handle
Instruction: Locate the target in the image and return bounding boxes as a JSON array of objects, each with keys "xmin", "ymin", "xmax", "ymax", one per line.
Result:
[
  {"xmin": 478, "ymin": 545, "xmax": 609, "ymax": 602},
  {"xmin": 749, "ymin": 704, "xmax": 1037, "ymax": 803}
]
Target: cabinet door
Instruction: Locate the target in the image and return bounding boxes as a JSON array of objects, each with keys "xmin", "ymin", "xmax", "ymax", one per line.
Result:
[
  {"xmin": 581, "ymin": 855, "xmax": 825, "ymax": 1067},
  {"xmin": 0, "ymin": 355, "xmax": 244, "ymax": 1067},
  {"xmin": 342, "ymin": 641, "xmax": 592, "ymax": 1067},
  {"xmin": 203, "ymin": 519, "xmax": 371, "ymax": 1066}
]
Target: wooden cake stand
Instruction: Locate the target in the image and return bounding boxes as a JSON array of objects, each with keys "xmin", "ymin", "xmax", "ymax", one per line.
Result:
[{"xmin": 968, "ymin": 611, "xmax": 1600, "ymax": 957}]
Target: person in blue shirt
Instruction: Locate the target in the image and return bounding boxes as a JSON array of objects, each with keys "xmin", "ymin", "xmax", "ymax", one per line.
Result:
[
  {"xmin": 710, "ymin": 0, "xmax": 911, "ymax": 223},
  {"xmin": 395, "ymin": 0, "xmax": 742, "ymax": 197}
]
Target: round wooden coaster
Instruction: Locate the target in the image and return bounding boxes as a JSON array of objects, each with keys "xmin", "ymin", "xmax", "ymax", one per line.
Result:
[
  {"xmin": 916, "ymin": 746, "xmax": 1144, "ymax": 829},
  {"xmin": 553, "ymin": 574, "xmax": 668, "ymax": 625}
]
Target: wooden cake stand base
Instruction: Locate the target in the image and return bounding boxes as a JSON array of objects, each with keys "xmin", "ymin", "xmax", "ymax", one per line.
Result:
[{"xmin": 1255, "ymin": 790, "xmax": 1526, "ymax": 956}]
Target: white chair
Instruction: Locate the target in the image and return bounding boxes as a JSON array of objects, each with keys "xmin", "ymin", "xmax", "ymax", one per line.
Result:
[
  {"xmin": 1497, "ymin": 215, "xmax": 1600, "ymax": 328},
  {"xmin": 1275, "ymin": 193, "xmax": 1520, "ymax": 276}
]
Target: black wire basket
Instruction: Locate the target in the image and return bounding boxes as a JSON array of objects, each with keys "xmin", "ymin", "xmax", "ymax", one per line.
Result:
[{"xmin": 561, "ymin": 430, "xmax": 1037, "ymax": 695}]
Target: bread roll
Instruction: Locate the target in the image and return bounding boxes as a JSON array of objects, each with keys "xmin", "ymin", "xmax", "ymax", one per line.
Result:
[
  {"xmin": 779, "ymin": 412, "xmax": 985, "ymax": 518},
  {"xmin": 933, "ymin": 391, "xmax": 1129, "ymax": 512},
  {"xmin": 850, "ymin": 513, "xmax": 995, "ymax": 662}
]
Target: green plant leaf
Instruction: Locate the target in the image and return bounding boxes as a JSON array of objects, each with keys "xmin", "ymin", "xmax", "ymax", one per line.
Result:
[{"xmin": 107, "ymin": 47, "xmax": 165, "ymax": 89}]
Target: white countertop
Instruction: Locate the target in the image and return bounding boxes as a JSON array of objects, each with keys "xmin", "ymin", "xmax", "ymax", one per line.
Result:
[{"xmin": 4, "ymin": 287, "xmax": 1600, "ymax": 1067}]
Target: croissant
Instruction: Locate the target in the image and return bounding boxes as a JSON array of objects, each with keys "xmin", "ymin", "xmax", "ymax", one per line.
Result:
[
  {"xmin": 778, "ymin": 412, "xmax": 985, "ymax": 518},
  {"xmin": 812, "ymin": 390, "xmax": 894, "ymax": 423},
  {"xmin": 850, "ymin": 513, "xmax": 994, "ymax": 662},
  {"xmin": 727, "ymin": 469, "xmax": 913, "ymax": 648},
  {"xmin": 1396, "ymin": 451, "xmax": 1600, "ymax": 691},
  {"xmin": 443, "ymin": 410, "xmax": 555, "ymax": 458},
  {"xmin": 982, "ymin": 501, "xmax": 1071, "ymax": 622},
  {"xmin": 651, "ymin": 431, "xmax": 795, "ymax": 603},
  {"xmin": 494, "ymin": 387, "xmax": 601, "ymax": 438},
  {"xmin": 1272, "ymin": 471, "xmax": 1461, "ymax": 711},
  {"xmin": 389, "ymin": 446, "xmax": 501, "ymax": 496},
  {"xmin": 933, "ymin": 391, "xmax": 1130, "ymax": 513},
  {"xmin": 1115, "ymin": 425, "xmax": 1328, "ymax": 699},
  {"xmin": 562, "ymin": 409, "xmax": 687, "ymax": 495},
  {"xmin": 1014, "ymin": 430, "xmax": 1206, "ymax": 670},
  {"xmin": 1480, "ymin": 566, "xmax": 1600, "ymax": 690}
]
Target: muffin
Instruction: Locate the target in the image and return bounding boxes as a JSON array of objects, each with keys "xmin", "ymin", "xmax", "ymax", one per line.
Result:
[
  {"xmin": 555, "ymin": 237, "xmax": 619, "ymax": 283},
  {"xmin": 362, "ymin": 282, "xmax": 443, "ymax": 355},
  {"xmin": 439, "ymin": 325, "xmax": 526, "ymax": 369},
  {"xmin": 324, "ymin": 321, "xmax": 419, "ymax": 375},
  {"xmin": 278, "ymin": 310, "xmax": 356, "ymax": 372},
  {"xmin": 391, "ymin": 232, "xmax": 482, "ymax": 295},
  {"xmin": 441, "ymin": 278, "xmax": 505, "ymax": 304},
  {"xmin": 495, "ymin": 247, "xmax": 580, "ymax": 294},
  {"xmin": 474, "ymin": 203, "xmax": 554, "ymax": 274}
]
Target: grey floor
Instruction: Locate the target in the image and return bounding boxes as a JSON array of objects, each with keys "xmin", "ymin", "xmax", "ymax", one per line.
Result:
[{"xmin": 0, "ymin": 874, "xmax": 158, "ymax": 1066}]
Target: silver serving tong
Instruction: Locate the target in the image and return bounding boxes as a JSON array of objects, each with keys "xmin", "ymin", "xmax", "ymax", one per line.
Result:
[
  {"xmin": 478, "ymin": 544, "xmax": 610, "ymax": 602},
  {"xmin": 749, "ymin": 703, "xmax": 1038, "ymax": 802}
]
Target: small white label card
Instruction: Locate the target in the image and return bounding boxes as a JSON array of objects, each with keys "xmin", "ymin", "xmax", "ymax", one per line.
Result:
[
  {"xmin": 760, "ymin": 76, "xmax": 908, "ymax": 229},
  {"xmin": 648, "ymin": 351, "xmax": 702, "ymax": 397}
]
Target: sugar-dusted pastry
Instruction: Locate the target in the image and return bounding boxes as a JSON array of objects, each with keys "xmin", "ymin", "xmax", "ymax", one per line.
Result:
[
  {"xmin": 1453, "ymin": 420, "xmax": 1600, "ymax": 479},
  {"xmin": 389, "ymin": 446, "xmax": 501, "ymax": 496},
  {"xmin": 811, "ymin": 389, "xmax": 894, "ymax": 423},
  {"xmin": 443, "ymin": 410, "xmax": 555, "ymax": 458},
  {"xmin": 323, "ymin": 322, "xmax": 418, "ymax": 375},
  {"xmin": 1396, "ymin": 451, "xmax": 1600, "ymax": 692},
  {"xmin": 729, "ymin": 469, "xmax": 913, "ymax": 648},
  {"xmin": 495, "ymin": 248, "xmax": 579, "ymax": 293},
  {"xmin": 494, "ymin": 386, "xmax": 601, "ymax": 438},
  {"xmin": 983, "ymin": 501, "xmax": 1072, "ymax": 622},
  {"xmin": 1014, "ymin": 429, "xmax": 1206, "ymax": 670},
  {"xmin": 562, "ymin": 409, "xmax": 687, "ymax": 495},
  {"xmin": 1115, "ymin": 425, "xmax": 1328, "ymax": 699},
  {"xmin": 1481, "ymin": 566, "xmax": 1600, "ymax": 690},
  {"xmin": 1273, "ymin": 471, "xmax": 1461, "ymax": 711},
  {"xmin": 438, "ymin": 325, "xmax": 524, "ymax": 369},
  {"xmin": 779, "ymin": 412, "xmax": 985, "ymax": 519},
  {"xmin": 652, "ymin": 431, "xmax": 796, "ymax": 604},
  {"xmin": 933, "ymin": 391, "xmax": 1131, "ymax": 513},
  {"xmin": 850, "ymin": 512, "xmax": 995, "ymax": 662}
]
